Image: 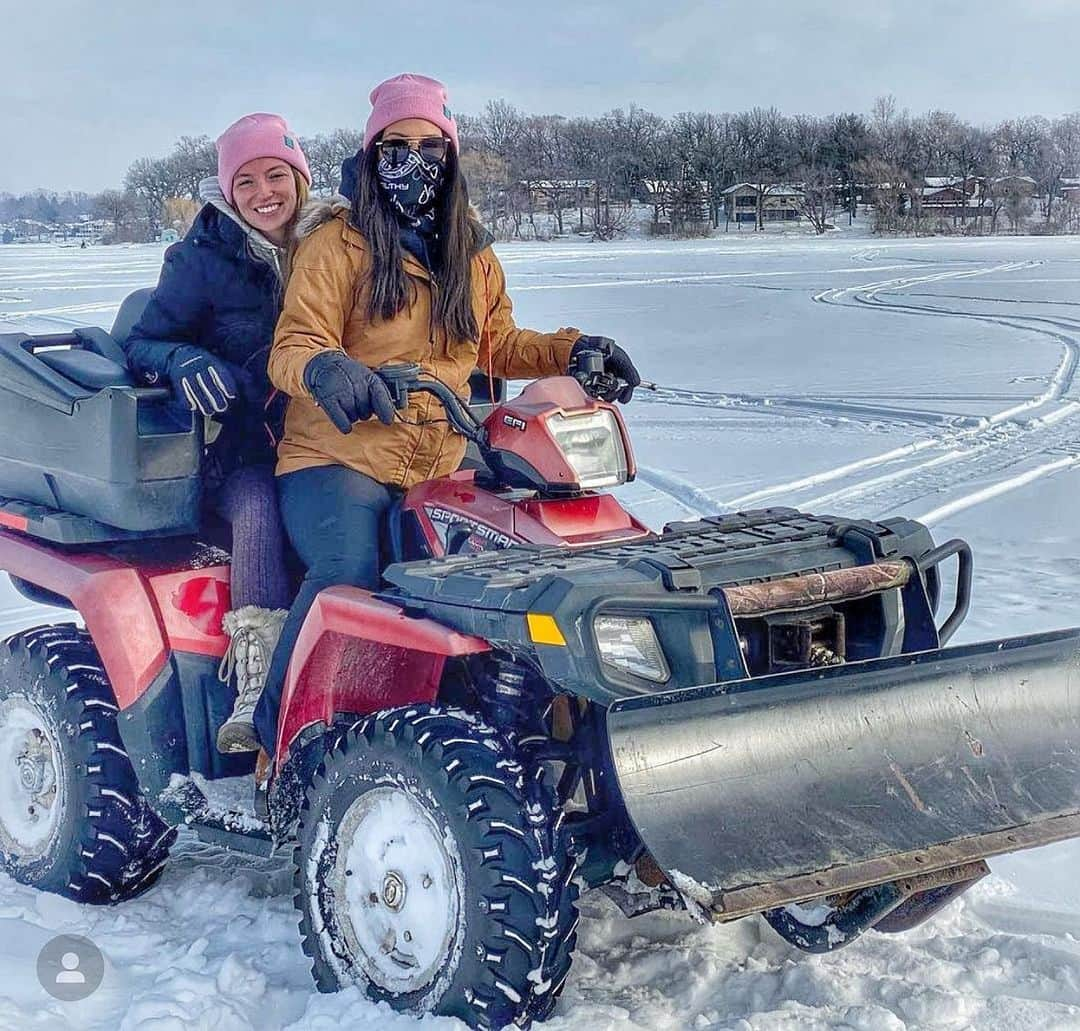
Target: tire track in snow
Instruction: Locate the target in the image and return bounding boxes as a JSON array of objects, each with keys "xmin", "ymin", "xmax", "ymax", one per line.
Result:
[
  {"xmin": 805, "ymin": 417, "xmax": 1080, "ymax": 517},
  {"xmin": 634, "ymin": 465, "xmax": 720, "ymax": 517},
  {"xmin": 637, "ymin": 383, "xmax": 977, "ymax": 428},
  {"xmin": 803, "ymin": 260, "xmax": 1080, "ymax": 519},
  {"xmin": 715, "ymin": 259, "xmax": 1080, "ymax": 521}
]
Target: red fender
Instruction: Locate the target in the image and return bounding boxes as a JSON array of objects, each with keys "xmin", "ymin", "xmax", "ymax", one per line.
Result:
[
  {"xmin": 275, "ymin": 585, "xmax": 489, "ymax": 767},
  {"xmin": 0, "ymin": 530, "xmax": 168, "ymax": 707},
  {"xmin": 0, "ymin": 530, "xmax": 231, "ymax": 708}
]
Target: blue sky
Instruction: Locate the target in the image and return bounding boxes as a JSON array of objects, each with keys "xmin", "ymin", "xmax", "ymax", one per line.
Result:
[{"xmin": 5, "ymin": 0, "xmax": 1080, "ymax": 193}]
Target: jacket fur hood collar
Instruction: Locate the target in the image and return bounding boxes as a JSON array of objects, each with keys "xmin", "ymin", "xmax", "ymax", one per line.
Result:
[{"xmin": 295, "ymin": 195, "xmax": 352, "ymax": 242}]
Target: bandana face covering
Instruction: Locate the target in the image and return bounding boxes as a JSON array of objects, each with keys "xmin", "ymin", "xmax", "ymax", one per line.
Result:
[{"xmin": 377, "ymin": 148, "xmax": 445, "ymax": 229}]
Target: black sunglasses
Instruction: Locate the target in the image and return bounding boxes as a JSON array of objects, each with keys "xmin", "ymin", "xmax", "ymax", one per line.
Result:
[{"xmin": 375, "ymin": 135, "xmax": 450, "ymax": 168}]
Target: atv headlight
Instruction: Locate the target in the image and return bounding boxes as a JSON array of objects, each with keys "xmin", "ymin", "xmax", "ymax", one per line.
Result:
[
  {"xmin": 548, "ymin": 410, "xmax": 628, "ymax": 489},
  {"xmin": 594, "ymin": 615, "xmax": 670, "ymax": 683}
]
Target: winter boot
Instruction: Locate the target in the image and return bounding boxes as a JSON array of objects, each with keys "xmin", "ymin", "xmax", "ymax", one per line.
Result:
[{"xmin": 216, "ymin": 606, "xmax": 288, "ymax": 754}]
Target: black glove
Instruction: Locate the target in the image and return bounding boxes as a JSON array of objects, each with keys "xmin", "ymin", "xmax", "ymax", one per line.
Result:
[
  {"xmin": 303, "ymin": 351, "xmax": 395, "ymax": 434},
  {"xmin": 569, "ymin": 335, "xmax": 641, "ymax": 404},
  {"xmin": 166, "ymin": 345, "xmax": 238, "ymax": 416}
]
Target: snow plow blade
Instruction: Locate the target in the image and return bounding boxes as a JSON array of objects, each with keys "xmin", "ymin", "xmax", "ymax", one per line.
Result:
[{"xmin": 607, "ymin": 627, "xmax": 1080, "ymax": 920}]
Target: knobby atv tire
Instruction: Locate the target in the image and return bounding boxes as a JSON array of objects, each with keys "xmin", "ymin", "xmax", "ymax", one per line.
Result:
[
  {"xmin": 0, "ymin": 624, "xmax": 175, "ymax": 903},
  {"xmin": 294, "ymin": 705, "xmax": 580, "ymax": 1029}
]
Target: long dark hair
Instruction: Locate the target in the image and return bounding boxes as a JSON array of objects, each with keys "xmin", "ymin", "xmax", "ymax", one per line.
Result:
[{"xmin": 351, "ymin": 142, "xmax": 484, "ymax": 341}]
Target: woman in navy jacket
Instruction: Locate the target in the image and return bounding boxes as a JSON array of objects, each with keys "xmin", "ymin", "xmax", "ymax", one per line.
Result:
[{"xmin": 124, "ymin": 113, "xmax": 311, "ymax": 754}]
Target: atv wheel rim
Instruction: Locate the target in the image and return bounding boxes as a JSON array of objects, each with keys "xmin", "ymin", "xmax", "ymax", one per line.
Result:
[
  {"xmin": 333, "ymin": 785, "xmax": 462, "ymax": 995},
  {"xmin": 0, "ymin": 697, "xmax": 64, "ymax": 860}
]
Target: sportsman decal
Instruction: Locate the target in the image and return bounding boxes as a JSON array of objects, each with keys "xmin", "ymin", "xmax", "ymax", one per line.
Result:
[{"xmin": 423, "ymin": 504, "xmax": 515, "ymax": 553}]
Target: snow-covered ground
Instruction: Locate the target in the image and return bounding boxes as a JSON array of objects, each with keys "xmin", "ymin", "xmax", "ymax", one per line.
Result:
[{"xmin": 1, "ymin": 234, "xmax": 1080, "ymax": 1029}]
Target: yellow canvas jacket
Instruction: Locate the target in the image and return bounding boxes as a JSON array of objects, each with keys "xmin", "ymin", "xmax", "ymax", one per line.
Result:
[{"xmin": 269, "ymin": 201, "xmax": 580, "ymax": 488}]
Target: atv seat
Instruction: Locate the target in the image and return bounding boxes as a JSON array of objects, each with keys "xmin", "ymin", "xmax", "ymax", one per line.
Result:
[
  {"xmin": 111, "ymin": 287, "xmax": 153, "ymax": 346},
  {"xmin": 34, "ymin": 328, "xmax": 134, "ymax": 390}
]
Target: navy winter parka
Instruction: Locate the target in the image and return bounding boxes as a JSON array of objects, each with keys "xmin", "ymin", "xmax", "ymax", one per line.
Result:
[{"xmin": 124, "ymin": 199, "xmax": 288, "ymax": 484}]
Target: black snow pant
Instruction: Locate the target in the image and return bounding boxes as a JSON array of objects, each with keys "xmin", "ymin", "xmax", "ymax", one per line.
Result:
[{"xmin": 254, "ymin": 465, "xmax": 394, "ymax": 754}]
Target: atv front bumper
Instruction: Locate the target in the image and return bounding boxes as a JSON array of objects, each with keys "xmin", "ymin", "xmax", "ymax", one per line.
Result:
[{"xmin": 608, "ymin": 627, "xmax": 1080, "ymax": 918}]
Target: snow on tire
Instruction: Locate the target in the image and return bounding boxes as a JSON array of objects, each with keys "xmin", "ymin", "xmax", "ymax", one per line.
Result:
[
  {"xmin": 294, "ymin": 705, "xmax": 580, "ymax": 1029},
  {"xmin": 0, "ymin": 624, "xmax": 176, "ymax": 903}
]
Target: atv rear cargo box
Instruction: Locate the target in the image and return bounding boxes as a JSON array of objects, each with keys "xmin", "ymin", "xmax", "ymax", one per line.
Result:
[{"xmin": 0, "ymin": 327, "xmax": 201, "ymax": 535}]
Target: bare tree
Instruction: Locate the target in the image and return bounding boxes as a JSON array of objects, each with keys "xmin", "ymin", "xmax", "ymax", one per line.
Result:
[
  {"xmin": 855, "ymin": 156, "xmax": 906, "ymax": 233},
  {"xmin": 460, "ymin": 150, "xmax": 514, "ymax": 237},
  {"xmin": 589, "ymin": 200, "xmax": 632, "ymax": 241},
  {"xmin": 514, "ymin": 115, "xmax": 573, "ymax": 237},
  {"xmin": 301, "ymin": 129, "xmax": 364, "ymax": 196},
  {"xmin": 1048, "ymin": 113, "xmax": 1080, "ymax": 224},
  {"xmin": 734, "ymin": 107, "xmax": 791, "ymax": 230},
  {"xmin": 124, "ymin": 156, "xmax": 178, "ymax": 237},
  {"xmin": 476, "ymin": 99, "xmax": 526, "ymax": 157},
  {"xmin": 172, "ymin": 136, "xmax": 217, "ymax": 200},
  {"xmin": 672, "ymin": 111, "xmax": 738, "ymax": 226},
  {"xmin": 26, "ymin": 95, "xmax": 1080, "ymax": 245},
  {"xmin": 91, "ymin": 189, "xmax": 137, "ymax": 240},
  {"xmin": 796, "ymin": 167, "xmax": 837, "ymax": 233},
  {"xmin": 1005, "ymin": 191, "xmax": 1033, "ymax": 233}
]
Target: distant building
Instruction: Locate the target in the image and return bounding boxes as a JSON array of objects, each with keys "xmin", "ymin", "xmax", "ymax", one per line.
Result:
[
  {"xmin": 521, "ymin": 180, "xmax": 596, "ymax": 213},
  {"xmin": 1061, "ymin": 177, "xmax": 1080, "ymax": 203},
  {"xmin": 721, "ymin": 183, "xmax": 804, "ymax": 224},
  {"xmin": 990, "ymin": 174, "xmax": 1037, "ymax": 198},
  {"xmin": 915, "ymin": 176, "xmax": 990, "ymax": 219}
]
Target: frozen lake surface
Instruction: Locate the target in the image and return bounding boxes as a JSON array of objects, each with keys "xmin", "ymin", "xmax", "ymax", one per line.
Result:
[{"xmin": 1, "ymin": 233, "xmax": 1080, "ymax": 1028}]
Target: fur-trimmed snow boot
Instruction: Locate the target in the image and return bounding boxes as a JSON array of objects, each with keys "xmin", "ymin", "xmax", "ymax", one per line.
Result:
[{"xmin": 216, "ymin": 606, "xmax": 288, "ymax": 754}]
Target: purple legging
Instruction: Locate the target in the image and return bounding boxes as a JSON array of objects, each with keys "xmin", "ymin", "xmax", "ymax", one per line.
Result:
[{"xmin": 211, "ymin": 464, "xmax": 291, "ymax": 611}]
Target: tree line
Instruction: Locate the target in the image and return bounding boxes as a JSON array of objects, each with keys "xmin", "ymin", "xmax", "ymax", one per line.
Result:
[
  {"xmin": 454, "ymin": 97, "xmax": 1080, "ymax": 237},
  {"xmin": 5, "ymin": 97, "xmax": 1080, "ymax": 242}
]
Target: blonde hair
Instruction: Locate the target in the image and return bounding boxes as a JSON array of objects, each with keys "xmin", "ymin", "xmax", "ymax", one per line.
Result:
[{"xmin": 281, "ymin": 169, "xmax": 310, "ymax": 284}]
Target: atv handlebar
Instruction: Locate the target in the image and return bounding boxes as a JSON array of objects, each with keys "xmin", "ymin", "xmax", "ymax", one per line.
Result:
[
  {"xmin": 569, "ymin": 348, "xmax": 627, "ymax": 404},
  {"xmin": 376, "ymin": 363, "xmax": 488, "ymax": 445},
  {"xmin": 375, "ymin": 347, "xmax": 624, "ymax": 444}
]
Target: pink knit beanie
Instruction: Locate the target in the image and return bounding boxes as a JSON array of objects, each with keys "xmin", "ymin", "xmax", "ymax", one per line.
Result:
[
  {"xmin": 363, "ymin": 74, "xmax": 459, "ymax": 153},
  {"xmin": 216, "ymin": 113, "xmax": 312, "ymax": 205}
]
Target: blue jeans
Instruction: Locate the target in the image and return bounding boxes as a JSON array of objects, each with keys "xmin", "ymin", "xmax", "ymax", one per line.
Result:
[{"xmin": 254, "ymin": 465, "xmax": 393, "ymax": 754}]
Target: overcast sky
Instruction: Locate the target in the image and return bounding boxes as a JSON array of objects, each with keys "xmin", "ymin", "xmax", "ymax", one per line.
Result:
[{"xmin": 4, "ymin": 0, "xmax": 1080, "ymax": 194}]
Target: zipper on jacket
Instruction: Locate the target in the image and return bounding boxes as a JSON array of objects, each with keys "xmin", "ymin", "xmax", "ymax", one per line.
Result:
[{"xmin": 427, "ymin": 276, "xmax": 438, "ymax": 353}]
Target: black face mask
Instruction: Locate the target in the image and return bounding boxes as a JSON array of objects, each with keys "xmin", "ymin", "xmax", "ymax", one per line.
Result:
[{"xmin": 377, "ymin": 149, "xmax": 445, "ymax": 229}]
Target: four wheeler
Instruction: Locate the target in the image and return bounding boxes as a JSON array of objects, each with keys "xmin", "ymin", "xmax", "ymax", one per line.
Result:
[{"xmin": 1, "ymin": 293, "xmax": 1080, "ymax": 1029}]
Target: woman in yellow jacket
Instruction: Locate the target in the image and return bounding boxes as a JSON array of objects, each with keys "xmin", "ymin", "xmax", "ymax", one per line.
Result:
[{"xmin": 253, "ymin": 74, "xmax": 639, "ymax": 752}]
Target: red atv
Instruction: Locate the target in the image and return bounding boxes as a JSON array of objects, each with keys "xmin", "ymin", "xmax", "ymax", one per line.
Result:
[{"xmin": 1, "ymin": 294, "xmax": 1080, "ymax": 1030}]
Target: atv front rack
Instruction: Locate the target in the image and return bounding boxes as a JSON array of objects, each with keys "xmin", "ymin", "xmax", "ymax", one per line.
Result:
[{"xmin": 383, "ymin": 507, "xmax": 962, "ymax": 702}]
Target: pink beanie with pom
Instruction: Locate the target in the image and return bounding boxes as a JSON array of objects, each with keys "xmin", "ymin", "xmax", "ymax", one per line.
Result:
[
  {"xmin": 363, "ymin": 74, "xmax": 459, "ymax": 153},
  {"xmin": 216, "ymin": 113, "xmax": 312, "ymax": 205}
]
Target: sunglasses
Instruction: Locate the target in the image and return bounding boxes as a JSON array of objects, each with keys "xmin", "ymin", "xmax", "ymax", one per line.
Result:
[{"xmin": 375, "ymin": 135, "xmax": 450, "ymax": 168}]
